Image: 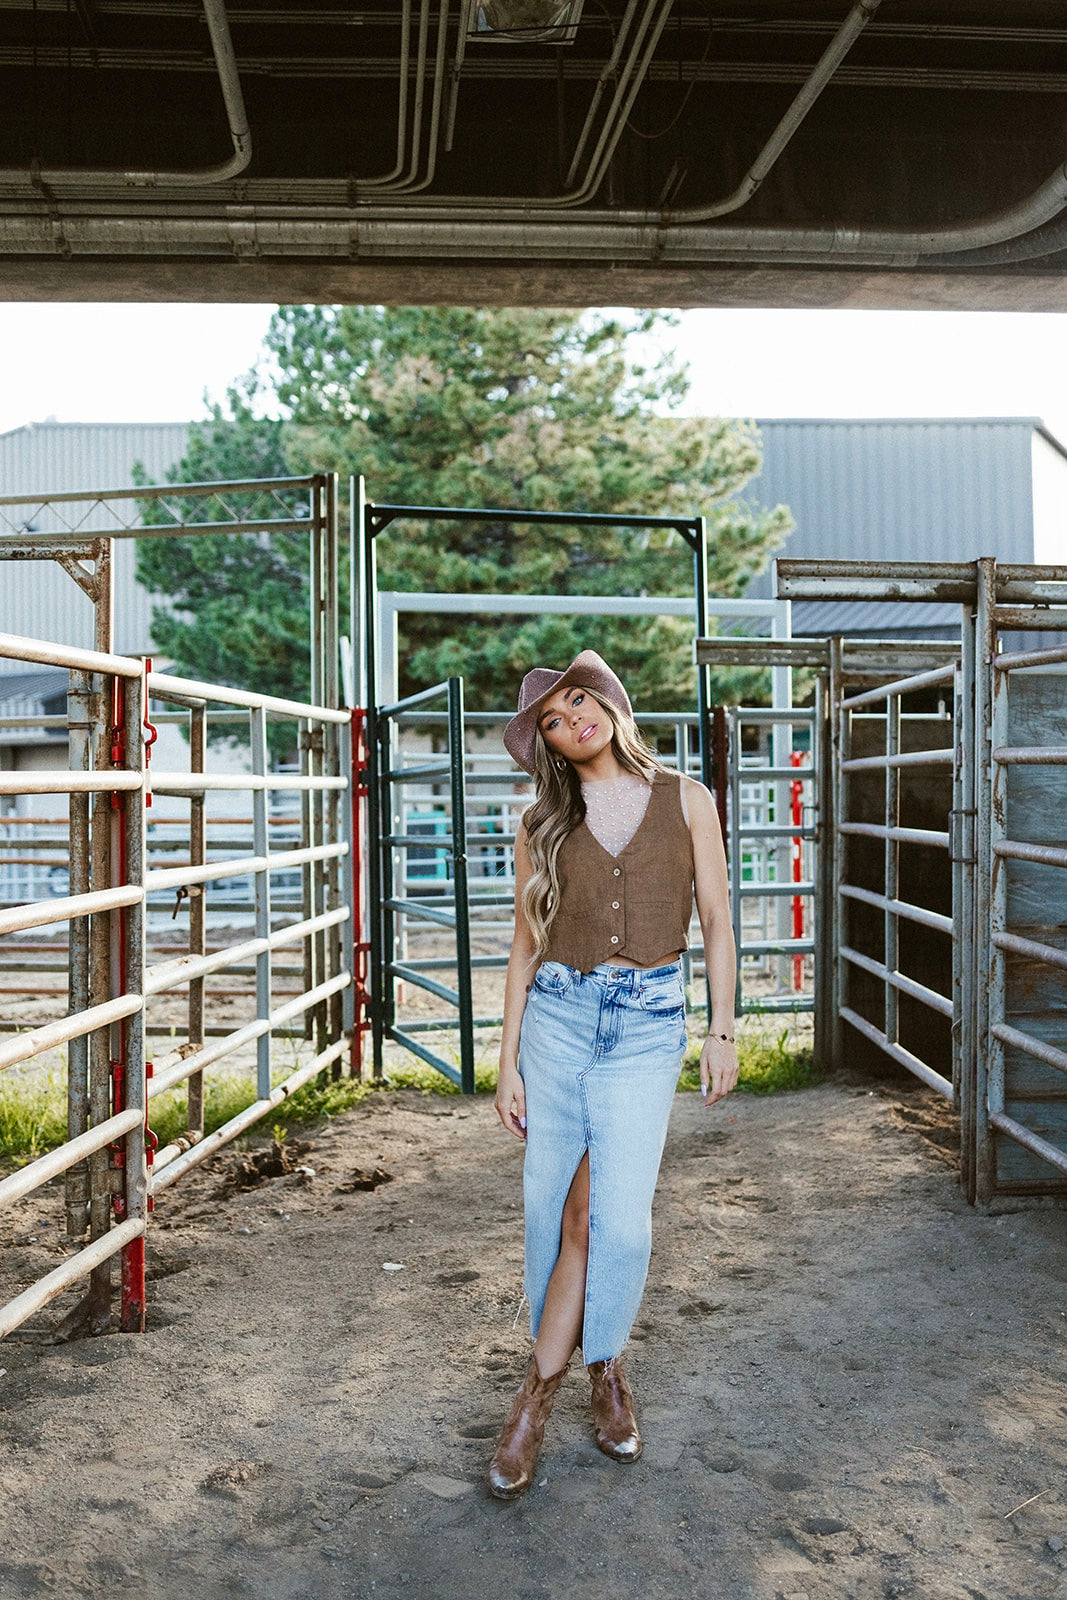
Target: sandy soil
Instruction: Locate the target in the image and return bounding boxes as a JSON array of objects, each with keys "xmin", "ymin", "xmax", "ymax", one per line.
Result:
[{"xmin": 1, "ymin": 1070, "xmax": 1066, "ymax": 1600}]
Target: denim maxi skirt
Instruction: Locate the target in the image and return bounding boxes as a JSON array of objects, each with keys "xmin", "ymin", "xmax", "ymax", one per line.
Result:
[{"xmin": 517, "ymin": 958, "xmax": 688, "ymax": 1365}]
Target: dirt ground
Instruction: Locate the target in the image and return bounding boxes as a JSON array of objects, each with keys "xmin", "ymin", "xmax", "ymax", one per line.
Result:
[{"xmin": 1, "ymin": 1069, "xmax": 1066, "ymax": 1600}]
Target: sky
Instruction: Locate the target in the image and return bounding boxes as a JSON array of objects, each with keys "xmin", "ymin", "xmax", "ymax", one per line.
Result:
[{"xmin": 3, "ymin": 301, "xmax": 1067, "ymax": 445}]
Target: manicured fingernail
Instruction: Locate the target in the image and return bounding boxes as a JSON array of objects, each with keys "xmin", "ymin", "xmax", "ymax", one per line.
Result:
[{"xmin": 519, "ymin": 1116, "xmax": 527, "ymax": 1128}]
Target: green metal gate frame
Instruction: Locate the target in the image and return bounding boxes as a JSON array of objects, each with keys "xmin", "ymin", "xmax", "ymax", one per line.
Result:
[
  {"xmin": 374, "ymin": 675, "xmax": 475, "ymax": 1091},
  {"xmin": 360, "ymin": 489, "xmax": 714, "ymax": 1091}
]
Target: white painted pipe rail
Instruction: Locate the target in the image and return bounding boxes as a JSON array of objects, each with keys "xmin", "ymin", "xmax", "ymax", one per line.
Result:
[
  {"xmin": 153, "ymin": 1036, "xmax": 349, "ymax": 1190},
  {"xmin": 840, "ymin": 749, "xmax": 955, "ymax": 774},
  {"xmin": 0, "ymin": 631, "xmax": 142, "ymax": 677},
  {"xmin": 0, "ymin": 884, "xmax": 143, "ymax": 938},
  {"xmin": 0, "ymin": 1217, "xmax": 146, "ymax": 1341},
  {"xmin": 149, "ymin": 773, "xmax": 348, "ymax": 793},
  {"xmin": 144, "ymin": 905, "xmax": 350, "ymax": 996},
  {"xmin": 145, "ymin": 839, "xmax": 347, "ymax": 894},
  {"xmin": 0, "ymin": 995, "xmax": 143, "ymax": 1074},
  {"xmin": 148, "ymin": 971, "xmax": 351, "ymax": 1099},
  {"xmin": 0, "ymin": 1109, "xmax": 143, "ymax": 1211},
  {"xmin": 0, "ymin": 772, "xmax": 142, "ymax": 794},
  {"xmin": 839, "ymin": 883, "xmax": 954, "ymax": 936},
  {"xmin": 148, "ymin": 671, "xmax": 350, "ymax": 724}
]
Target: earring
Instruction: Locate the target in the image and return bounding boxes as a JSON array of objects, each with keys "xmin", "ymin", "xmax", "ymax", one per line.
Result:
[{"xmin": 555, "ymin": 758, "xmax": 567, "ymax": 771}]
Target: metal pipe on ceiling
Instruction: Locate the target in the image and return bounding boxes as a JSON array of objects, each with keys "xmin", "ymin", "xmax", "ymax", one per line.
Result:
[
  {"xmin": 560, "ymin": 0, "xmax": 674, "ymax": 208},
  {"xmin": 356, "ymin": 0, "xmax": 415, "ymax": 189},
  {"xmin": 562, "ymin": 0, "xmax": 645, "ymax": 188},
  {"xmin": 392, "ymin": 0, "xmax": 453, "ymax": 197},
  {"xmin": 673, "ymin": 0, "xmax": 884, "ymax": 223},
  {"xmin": 357, "ymin": 0, "xmax": 454, "ymax": 198},
  {"xmin": 392, "ymin": 0, "xmax": 674, "ymax": 210},
  {"xmin": 0, "ymin": 0, "xmax": 250, "ymax": 189},
  {"xmin": 1, "ymin": 183, "xmax": 1064, "ymax": 265}
]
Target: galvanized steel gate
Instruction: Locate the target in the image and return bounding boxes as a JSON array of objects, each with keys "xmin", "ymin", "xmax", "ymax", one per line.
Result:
[
  {"xmin": 760, "ymin": 558, "xmax": 1067, "ymax": 1205},
  {"xmin": 0, "ymin": 475, "xmax": 357, "ymax": 1340}
]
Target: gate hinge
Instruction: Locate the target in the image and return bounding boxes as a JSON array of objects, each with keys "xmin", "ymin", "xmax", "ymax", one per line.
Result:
[{"xmin": 949, "ymin": 807, "xmax": 976, "ymax": 864}]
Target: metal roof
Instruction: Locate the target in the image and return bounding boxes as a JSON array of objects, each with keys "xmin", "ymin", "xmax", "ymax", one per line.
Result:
[
  {"xmin": 0, "ymin": 420, "xmax": 188, "ymax": 671},
  {"xmin": 746, "ymin": 417, "xmax": 1061, "ymax": 637}
]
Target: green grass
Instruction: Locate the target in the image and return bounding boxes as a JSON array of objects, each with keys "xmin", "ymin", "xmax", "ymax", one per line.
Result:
[
  {"xmin": 680, "ymin": 1015, "xmax": 822, "ymax": 1096},
  {"xmin": 0, "ymin": 1020, "xmax": 820, "ymax": 1167}
]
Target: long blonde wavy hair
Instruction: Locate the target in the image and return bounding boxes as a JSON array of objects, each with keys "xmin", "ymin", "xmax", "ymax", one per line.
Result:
[{"xmin": 520, "ymin": 686, "xmax": 669, "ymax": 954}]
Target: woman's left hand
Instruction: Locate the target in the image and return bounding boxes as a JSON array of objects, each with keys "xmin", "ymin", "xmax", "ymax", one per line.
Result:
[{"xmin": 700, "ymin": 1033, "xmax": 739, "ymax": 1106}]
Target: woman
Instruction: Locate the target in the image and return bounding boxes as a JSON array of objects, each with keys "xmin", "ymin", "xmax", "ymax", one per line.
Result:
[{"xmin": 488, "ymin": 648, "xmax": 739, "ymax": 1500}]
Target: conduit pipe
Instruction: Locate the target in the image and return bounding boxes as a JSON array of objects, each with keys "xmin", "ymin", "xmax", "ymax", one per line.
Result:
[
  {"xmin": 408, "ymin": 0, "xmax": 675, "ymax": 209},
  {"xmin": 0, "ymin": 0, "xmax": 249, "ymax": 189},
  {"xmin": 672, "ymin": 0, "xmax": 884, "ymax": 222},
  {"xmin": 357, "ymin": 0, "xmax": 416, "ymax": 189},
  {"xmin": 0, "ymin": 188, "xmax": 1064, "ymax": 264}
]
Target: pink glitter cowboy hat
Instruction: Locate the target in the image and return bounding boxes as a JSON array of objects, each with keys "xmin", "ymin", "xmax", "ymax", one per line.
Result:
[{"xmin": 502, "ymin": 649, "xmax": 633, "ymax": 775}]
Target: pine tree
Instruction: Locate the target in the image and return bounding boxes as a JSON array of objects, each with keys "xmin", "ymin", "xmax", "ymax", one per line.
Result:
[{"xmin": 138, "ymin": 308, "xmax": 792, "ymax": 716}]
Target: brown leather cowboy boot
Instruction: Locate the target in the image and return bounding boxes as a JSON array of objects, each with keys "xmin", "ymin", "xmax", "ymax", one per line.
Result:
[
  {"xmin": 486, "ymin": 1353, "xmax": 570, "ymax": 1500},
  {"xmin": 587, "ymin": 1357, "xmax": 642, "ymax": 1462}
]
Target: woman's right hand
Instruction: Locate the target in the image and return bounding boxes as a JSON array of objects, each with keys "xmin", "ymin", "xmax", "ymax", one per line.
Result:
[{"xmin": 495, "ymin": 1062, "xmax": 527, "ymax": 1140}]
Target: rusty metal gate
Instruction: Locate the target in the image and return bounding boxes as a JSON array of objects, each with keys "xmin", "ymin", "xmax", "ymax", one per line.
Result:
[
  {"xmin": 768, "ymin": 557, "xmax": 1067, "ymax": 1205},
  {"xmin": 973, "ymin": 558, "xmax": 1067, "ymax": 1201}
]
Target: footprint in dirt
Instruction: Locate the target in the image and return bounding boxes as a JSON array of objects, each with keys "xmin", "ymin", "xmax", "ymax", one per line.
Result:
[{"xmin": 456, "ymin": 1422, "xmax": 499, "ymax": 1440}]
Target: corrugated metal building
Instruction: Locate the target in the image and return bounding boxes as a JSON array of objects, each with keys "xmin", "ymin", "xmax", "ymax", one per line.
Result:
[
  {"xmin": 0, "ymin": 419, "xmax": 188, "ymax": 671},
  {"xmin": 746, "ymin": 418, "xmax": 1067, "ymax": 637},
  {"xmin": 3, "ymin": 416, "xmax": 1066, "ymax": 660}
]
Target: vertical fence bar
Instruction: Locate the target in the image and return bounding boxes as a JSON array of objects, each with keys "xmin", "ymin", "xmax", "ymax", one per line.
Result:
[
  {"xmin": 830, "ymin": 636, "xmax": 847, "ymax": 1072},
  {"xmin": 65, "ymin": 668, "xmax": 92, "ymax": 1239},
  {"xmin": 884, "ymin": 690, "xmax": 901, "ymax": 1048},
  {"xmin": 251, "ymin": 706, "xmax": 272, "ymax": 1100},
  {"xmin": 187, "ymin": 701, "xmax": 206, "ymax": 1138},
  {"xmin": 340, "ymin": 705, "xmax": 357, "ymax": 1047},
  {"xmin": 711, "ymin": 703, "xmax": 728, "ymax": 845},
  {"xmin": 974, "ymin": 558, "xmax": 999, "ymax": 1204},
  {"xmin": 362, "ymin": 496, "xmax": 384, "ymax": 1079},
  {"xmin": 301, "ymin": 716, "xmax": 314, "ymax": 1039},
  {"xmin": 813, "ymin": 665, "xmax": 835, "ymax": 1067},
  {"xmin": 86, "ymin": 662, "xmax": 116, "ymax": 1330},
  {"xmin": 324, "ymin": 474, "xmax": 344, "ymax": 1062},
  {"xmin": 954, "ymin": 617, "xmax": 978, "ymax": 1201},
  {"xmin": 349, "ymin": 708, "xmax": 367, "ymax": 1077},
  {"xmin": 120, "ymin": 669, "xmax": 148, "ymax": 1332},
  {"xmin": 448, "ymin": 676, "xmax": 475, "ymax": 1095},
  {"xmin": 693, "ymin": 518, "xmax": 713, "ymax": 795},
  {"xmin": 378, "ymin": 709, "xmax": 397, "ymax": 1055}
]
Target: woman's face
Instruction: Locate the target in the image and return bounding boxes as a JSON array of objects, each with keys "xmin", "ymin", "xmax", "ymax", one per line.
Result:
[{"xmin": 537, "ymin": 685, "xmax": 614, "ymax": 767}]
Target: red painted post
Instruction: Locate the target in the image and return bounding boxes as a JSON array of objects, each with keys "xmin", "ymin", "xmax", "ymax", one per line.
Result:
[{"xmin": 790, "ymin": 752, "xmax": 805, "ymax": 992}]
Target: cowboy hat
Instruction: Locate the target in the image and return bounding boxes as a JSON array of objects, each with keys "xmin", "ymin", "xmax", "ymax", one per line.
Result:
[{"xmin": 502, "ymin": 649, "xmax": 632, "ymax": 775}]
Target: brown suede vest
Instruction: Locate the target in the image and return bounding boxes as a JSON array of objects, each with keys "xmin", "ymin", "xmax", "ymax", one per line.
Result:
[{"xmin": 544, "ymin": 771, "xmax": 695, "ymax": 973}]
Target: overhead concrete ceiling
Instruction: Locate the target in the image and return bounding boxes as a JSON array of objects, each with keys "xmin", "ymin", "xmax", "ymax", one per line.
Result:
[{"xmin": 2, "ymin": 0, "xmax": 1067, "ymax": 308}]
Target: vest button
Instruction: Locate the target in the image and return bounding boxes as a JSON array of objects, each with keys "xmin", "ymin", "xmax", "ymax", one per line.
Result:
[
  {"xmin": 612, "ymin": 867, "xmax": 621, "ymax": 877},
  {"xmin": 611, "ymin": 901, "xmax": 620, "ymax": 910},
  {"xmin": 610, "ymin": 936, "xmax": 620, "ymax": 945}
]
